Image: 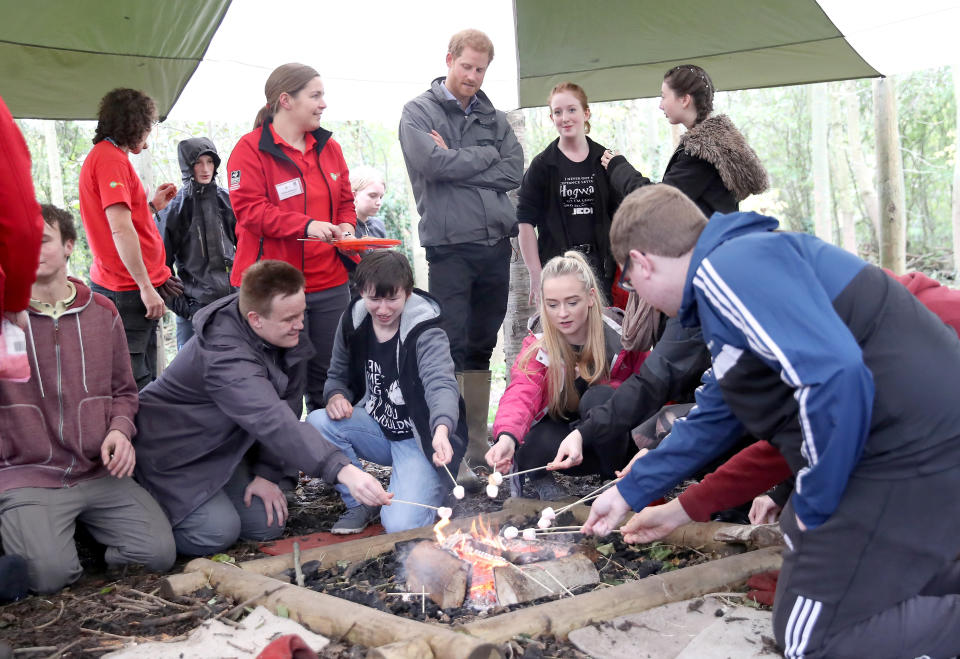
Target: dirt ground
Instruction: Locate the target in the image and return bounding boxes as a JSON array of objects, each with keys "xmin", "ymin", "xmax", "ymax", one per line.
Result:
[{"xmin": 0, "ymin": 465, "xmax": 629, "ymax": 657}]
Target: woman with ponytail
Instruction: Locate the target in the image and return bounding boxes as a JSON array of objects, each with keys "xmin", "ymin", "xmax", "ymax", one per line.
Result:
[
  {"xmin": 227, "ymin": 63, "xmax": 357, "ymax": 411},
  {"xmin": 602, "ymin": 64, "xmax": 767, "ymax": 216},
  {"xmin": 516, "ymin": 83, "xmax": 621, "ymax": 305},
  {"xmin": 486, "ymin": 251, "xmax": 645, "ymax": 499}
]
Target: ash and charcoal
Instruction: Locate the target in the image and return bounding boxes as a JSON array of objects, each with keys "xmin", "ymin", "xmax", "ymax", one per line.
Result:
[{"xmin": 280, "ymin": 514, "xmax": 705, "ymax": 623}]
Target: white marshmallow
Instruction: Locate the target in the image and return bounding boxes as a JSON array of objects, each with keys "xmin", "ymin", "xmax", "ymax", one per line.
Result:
[
  {"xmin": 486, "ymin": 484, "xmax": 499, "ymax": 498},
  {"xmin": 537, "ymin": 516, "xmax": 552, "ymax": 529},
  {"xmin": 522, "ymin": 528, "xmax": 537, "ymax": 541},
  {"xmin": 541, "ymin": 507, "xmax": 556, "ymax": 521},
  {"xmin": 437, "ymin": 507, "xmax": 452, "ymax": 519},
  {"xmin": 490, "ymin": 472, "xmax": 503, "ymax": 485},
  {"xmin": 452, "ymin": 485, "xmax": 465, "ymax": 500},
  {"xmin": 503, "ymin": 526, "xmax": 519, "ymax": 539}
]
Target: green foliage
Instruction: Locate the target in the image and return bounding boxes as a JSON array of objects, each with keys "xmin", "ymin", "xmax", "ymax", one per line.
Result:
[{"xmin": 13, "ymin": 66, "xmax": 960, "ymax": 288}]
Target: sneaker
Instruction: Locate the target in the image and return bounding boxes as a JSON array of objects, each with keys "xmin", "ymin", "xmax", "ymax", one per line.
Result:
[
  {"xmin": 527, "ymin": 475, "xmax": 568, "ymax": 502},
  {"xmin": 331, "ymin": 505, "xmax": 379, "ymax": 535}
]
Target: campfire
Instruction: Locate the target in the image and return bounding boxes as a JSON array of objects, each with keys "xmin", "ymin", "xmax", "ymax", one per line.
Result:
[{"xmin": 402, "ymin": 515, "xmax": 600, "ymax": 611}]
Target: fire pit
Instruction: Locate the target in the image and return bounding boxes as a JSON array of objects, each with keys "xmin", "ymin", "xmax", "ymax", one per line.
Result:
[
  {"xmin": 402, "ymin": 516, "xmax": 598, "ymax": 610},
  {"xmin": 161, "ymin": 499, "xmax": 785, "ymax": 658}
]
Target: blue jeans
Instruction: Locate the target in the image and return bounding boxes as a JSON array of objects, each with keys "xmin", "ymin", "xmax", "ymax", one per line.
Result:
[
  {"xmin": 307, "ymin": 408, "xmax": 445, "ymax": 532},
  {"xmin": 176, "ymin": 315, "xmax": 194, "ymax": 350}
]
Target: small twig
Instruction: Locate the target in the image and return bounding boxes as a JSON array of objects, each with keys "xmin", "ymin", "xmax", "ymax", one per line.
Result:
[
  {"xmin": 12, "ymin": 647, "xmax": 58, "ymax": 656},
  {"xmin": 509, "ymin": 464, "xmax": 550, "ymax": 478},
  {"xmin": 226, "ymin": 640, "xmax": 255, "ymax": 653},
  {"xmin": 79, "ymin": 627, "xmax": 138, "ymax": 641},
  {"xmin": 42, "ymin": 638, "xmax": 83, "ymax": 659},
  {"xmin": 33, "ymin": 601, "xmax": 65, "ymax": 630},
  {"xmin": 293, "ymin": 542, "xmax": 305, "ymax": 588},
  {"xmin": 217, "ymin": 584, "xmax": 285, "ymax": 621},
  {"xmin": 135, "ymin": 609, "xmax": 203, "ymax": 628},
  {"xmin": 124, "ymin": 587, "xmax": 194, "ymax": 611}
]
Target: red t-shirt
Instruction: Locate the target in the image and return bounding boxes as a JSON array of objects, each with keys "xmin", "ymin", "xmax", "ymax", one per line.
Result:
[
  {"xmin": 268, "ymin": 126, "xmax": 342, "ymax": 290},
  {"xmin": 78, "ymin": 140, "xmax": 170, "ymax": 291}
]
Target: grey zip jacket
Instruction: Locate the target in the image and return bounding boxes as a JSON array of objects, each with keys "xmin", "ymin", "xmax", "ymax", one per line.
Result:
[{"xmin": 399, "ymin": 77, "xmax": 523, "ymax": 247}]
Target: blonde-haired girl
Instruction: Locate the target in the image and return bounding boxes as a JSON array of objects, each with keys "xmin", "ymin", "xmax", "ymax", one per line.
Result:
[
  {"xmin": 350, "ymin": 165, "xmax": 387, "ymax": 239},
  {"xmin": 487, "ymin": 251, "xmax": 645, "ymax": 498}
]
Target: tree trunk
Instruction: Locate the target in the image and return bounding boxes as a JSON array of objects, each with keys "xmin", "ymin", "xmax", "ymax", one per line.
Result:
[
  {"xmin": 829, "ymin": 88, "xmax": 858, "ymax": 255},
  {"xmin": 407, "ymin": 188, "xmax": 428, "ymax": 289},
  {"xmin": 42, "ymin": 121, "xmax": 64, "ymax": 208},
  {"xmin": 503, "ymin": 110, "xmax": 534, "ymax": 375},
  {"xmin": 843, "ymin": 82, "xmax": 880, "ymax": 250},
  {"xmin": 874, "ymin": 77, "xmax": 907, "ymax": 274},
  {"xmin": 952, "ymin": 65, "xmax": 960, "ymax": 275},
  {"xmin": 811, "ymin": 84, "xmax": 832, "ymax": 242}
]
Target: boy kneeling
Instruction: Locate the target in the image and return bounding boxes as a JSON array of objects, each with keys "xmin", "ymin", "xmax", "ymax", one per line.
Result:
[{"xmin": 308, "ymin": 251, "xmax": 467, "ymax": 533}]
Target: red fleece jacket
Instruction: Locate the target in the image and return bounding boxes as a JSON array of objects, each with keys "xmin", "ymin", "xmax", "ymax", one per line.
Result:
[{"xmin": 0, "ymin": 96, "xmax": 43, "ymax": 315}]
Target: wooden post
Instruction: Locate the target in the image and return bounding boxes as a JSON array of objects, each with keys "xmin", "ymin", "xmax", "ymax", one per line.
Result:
[{"xmin": 874, "ymin": 77, "xmax": 907, "ymax": 274}]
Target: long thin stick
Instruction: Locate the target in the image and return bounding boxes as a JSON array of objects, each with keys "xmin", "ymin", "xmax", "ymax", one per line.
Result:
[
  {"xmin": 389, "ymin": 499, "xmax": 438, "ymax": 511},
  {"xmin": 509, "ymin": 465, "xmax": 549, "ymax": 478},
  {"xmin": 531, "ymin": 565, "xmax": 575, "ymax": 598},
  {"xmin": 441, "ymin": 463, "xmax": 458, "ymax": 487},
  {"xmin": 506, "ymin": 563, "xmax": 555, "ymax": 594},
  {"xmin": 553, "ymin": 478, "xmax": 621, "ymax": 516}
]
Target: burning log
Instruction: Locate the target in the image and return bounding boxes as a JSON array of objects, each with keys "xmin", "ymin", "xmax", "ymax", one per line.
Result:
[
  {"xmin": 403, "ymin": 541, "xmax": 470, "ymax": 609},
  {"xmin": 493, "ymin": 554, "xmax": 599, "ymax": 606}
]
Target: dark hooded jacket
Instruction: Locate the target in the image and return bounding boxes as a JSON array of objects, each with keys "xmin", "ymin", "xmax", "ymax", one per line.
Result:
[
  {"xmin": 134, "ymin": 293, "xmax": 351, "ymax": 526},
  {"xmin": 516, "ymin": 137, "xmax": 621, "ymax": 282},
  {"xmin": 157, "ymin": 137, "xmax": 237, "ymax": 320},
  {"xmin": 607, "ymin": 114, "xmax": 768, "ymax": 217}
]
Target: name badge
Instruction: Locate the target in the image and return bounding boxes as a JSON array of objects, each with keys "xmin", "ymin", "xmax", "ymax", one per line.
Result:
[{"xmin": 275, "ymin": 178, "xmax": 304, "ymax": 200}]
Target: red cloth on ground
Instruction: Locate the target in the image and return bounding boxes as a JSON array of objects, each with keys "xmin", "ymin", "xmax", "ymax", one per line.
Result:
[
  {"xmin": 746, "ymin": 570, "xmax": 779, "ymax": 606},
  {"xmin": 0, "ymin": 96, "xmax": 43, "ymax": 315},
  {"xmin": 256, "ymin": 634, "xmax": 319, "ymax": 659},
  {"xmin": 677, "ymin": 440, "xmax": 791, "ymax": 522}
]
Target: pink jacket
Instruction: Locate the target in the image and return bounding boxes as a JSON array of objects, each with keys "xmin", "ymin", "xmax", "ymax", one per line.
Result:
[{"xmin": 493, "ymin": 317, "xmax": 648, "ymax": 445}]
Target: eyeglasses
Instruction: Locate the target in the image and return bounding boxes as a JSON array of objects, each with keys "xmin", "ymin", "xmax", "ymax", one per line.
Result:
[{"xmin": 618, "ymin": 263, "xmax": 635, "ymax": 293}]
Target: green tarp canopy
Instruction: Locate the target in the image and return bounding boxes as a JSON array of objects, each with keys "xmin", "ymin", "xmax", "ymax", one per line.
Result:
[
  {"xmin": 514, "ymin": 0, "xmax": 880, "ymax": 107},
  {"xmin": 0, "ymin": 0, "xmax": 231, "ymax": 120}
]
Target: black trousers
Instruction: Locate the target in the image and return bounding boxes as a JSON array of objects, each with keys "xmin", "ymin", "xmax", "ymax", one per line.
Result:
[
  {"xmin": 516, "ymin": 385, "xmax": 635, "ymax": 479},
  {"xmin": 303, "ymin": 284, "xmax": 350, "ymax": 413},
  {"xmin": 426, "ymin": 239, "xmax": 511, "ymax": 371},
  {"xmin": 90, "ymin": 284, "xmax": 157, "ymax": 391},
  {"xmin": 772, "ymin": 464, "xmax": 960, "ymax": 659}
]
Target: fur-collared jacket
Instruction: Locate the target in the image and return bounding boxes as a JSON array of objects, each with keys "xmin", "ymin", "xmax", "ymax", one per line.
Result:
[{"xmin": 607, "ymin": 114, "xmax": 768, "ymax": 217}]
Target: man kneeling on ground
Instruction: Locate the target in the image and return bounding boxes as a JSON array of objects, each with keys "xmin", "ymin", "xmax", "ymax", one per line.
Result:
[
  {"xmin": 0, "ymin": 205, "xmax": 175, "ymax": 594},
  {"xmin": 134, "ymin": 260, "xmax": 391, "ymax": 555},
  {"xmin": 584, "ymin": 185, "xmax": 960, "ymax": 659}
]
